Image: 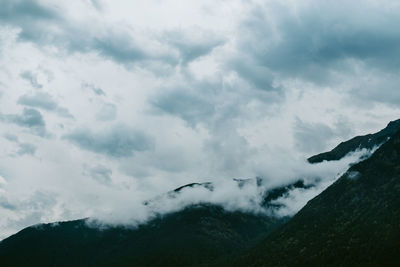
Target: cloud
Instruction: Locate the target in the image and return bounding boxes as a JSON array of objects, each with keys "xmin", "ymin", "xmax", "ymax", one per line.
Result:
[
  {"xmin": 88, "ymin": 165, "xmax": 112, "ymax": 185},
  {"xmin": 18, "ymin": 91, "xmax": 73, "ymax": 118},
  {"xmin": 2, "ymin": 108, "xmax": 48, "ymax": 137},
  {"xmin": 294, "ymin": 117, "xmax": 353, "ymax": 154},
  {"xmin": 3, "ymin": 133, "xmax": 36, "ymax": 156},
  {"xmin": 64, "ymin": 124, "xmax": 154, "ymax": 157},
  {"xmin": 228, "ymin": 0, "xmax": 400, "ymax": 102},
  {"xmin": 84, "ymin": 83, "xmax": 106, "ymax": 96},
  {"xmin": 18, "ymin": 92, "xmax": 56, "ymax": 110},
  {"xmin": 0, "ymin": 0, "xmax": 175, "ymax": 67},
  {"xmin": 16, "ymin": 143, "xmax": 36, "ymax": 156},
  {"xmin": 151, "ymin": 87, "xmax": 215, "ymax": 127},
  {"xmin": 0, "ymin": 190, "xmax": 59, "ymax": 240},
  {"xmin": 96, "ymin": 103, "xmax": 116, "ymax": 121},
  {"xmin": 163, "ymin": 29, "xmax": 225, "ymax": 65},
  {"xmin": 20, "ymin": 71, "xmax": 42, "ymax": 88},
  {"xmin": 3, "ymin": 133, "xmax": 19, "ymax": 142}
]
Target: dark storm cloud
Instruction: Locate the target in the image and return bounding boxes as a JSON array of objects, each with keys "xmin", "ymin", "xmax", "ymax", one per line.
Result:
[
  {"xmin": 1, "ymin": 108, "xmax": 48, "ymax": 137},
  {"xmin": 0, "ymin": 0, "xmax": 175, "ymax": 66},
  {"xmin": 232, "ymin": 1, "xmax": 400, "ymax": 92},
  {"xmin": 64, "ymin": 124, "xmax": 154, "ymax": 158},
  {"xmin": 17, "ymin": 92, "xmax": 73, "ymax": 118}
]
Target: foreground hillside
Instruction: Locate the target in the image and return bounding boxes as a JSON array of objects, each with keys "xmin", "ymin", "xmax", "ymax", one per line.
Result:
[
  {"xmin": 0, "ymin": 204, "xmax": 286, "ymax": 267},
  {"xmin": 233, "ymin": 126, "xmax": 400, "ymax": 266}
]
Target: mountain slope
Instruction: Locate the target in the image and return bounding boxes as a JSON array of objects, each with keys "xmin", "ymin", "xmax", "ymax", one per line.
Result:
[
  {"xmin": 308, "ymin": 119, "xmax": 400, "ymax": 163},
  {"xmin": 1, "ymin": 121, "xmax": 398, "ymax": 267},
  {"xmin": 234, "ymin": 128, "xmax": 400, "ymax": 266},
  {"xmin": 0, "ymin": 204, "xmax": 283, "ymax": 267}
]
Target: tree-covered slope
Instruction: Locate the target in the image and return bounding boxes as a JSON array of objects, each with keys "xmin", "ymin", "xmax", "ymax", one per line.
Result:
[
  {"xmin": 0, "ymin": 204, "xmax": 283, "ymax": 267},
  {"xmin": 234, "ymin": 128, "xmax": 400, "ymax": 267}
]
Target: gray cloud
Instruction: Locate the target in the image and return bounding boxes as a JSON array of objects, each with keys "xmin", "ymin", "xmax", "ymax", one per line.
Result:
[
  {"xmin": 3, "ymin": 133, "xmax": 37, "ymax": 156},
  {"xmin": 96, "ymin": 103, "xmax": 117, "ymax": 121},
  {"xmin": 230, "ymin": 1, "xmax": 400, "ymax": 99},
  {"xmin": 2, "ymin": 108, "xmax": 48, "ymax": 137},
  {"xmin": 17, "ymin": 92, "xmax": 73, "ymax": 118},
  {"xmin": 89, "ymin": 0, "xmax": 103, "ymax": 11},
  {"xmin": 294, "ymin": 119, "xmax": 336, "ymax": 154},
  {"xmin": 0, "ymin": 196, "xmax": 17, "ymax": 211},
  {"xmin": 85, "ymin": 83, "xmax": 106, "ymax": 96},
  {"xmin": 88, "ymin": 165, "xmax": 112, "ymax": 185},
  {"xmin": 0, "ymin": 0, "xmax": 176, "ymax": 66},
  {"xmin": 20, "ymin": 71, "xmax": 42, "ymax": 89},
  {"xmin": 163, "ymin": 29, "xmax": 225, "ymax": 65},
  {"xmin": 151, "ymin": 88, "xmax": 215, "ymax": 127},
  {"xmin": 92, "ymin": 87, "xmax": 105, "ymax": 96},
  {"xmin": 3, "ymin": 133, "xmax": 19, "ymax": 142},
  {"xmin": 64, "ymin": 124, "xmax": 154, "ymax": 157},
  {"xmin": 18, "ymin": 92, "xmax": 57, "ymax": 110},
  {"xmin": 0, "ymin": 0, "xmax": 225, "ymax": 69},
  {"xmin": 17, "ymin": 143, "xmax": 36, "ymax": 156},
  {"xmin": 0, "ymin": 0, "xmax": 56, "ymax": 25},
  {"xmin": 294, "ymin": 117, "xmax": 353, "ymax": 154}
]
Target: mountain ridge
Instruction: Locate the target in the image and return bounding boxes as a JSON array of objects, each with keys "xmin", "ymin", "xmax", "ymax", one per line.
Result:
[
  {"xmin": 308, "ymin": 119, "xmax": 400, "ymax": 163},
  {"xmin": 1, "ymin": 120, "xmax": 399, "ymax": 266},
  {"xmin": 231, "ymin": 123, "xmax": 400, "ymax": 266}
]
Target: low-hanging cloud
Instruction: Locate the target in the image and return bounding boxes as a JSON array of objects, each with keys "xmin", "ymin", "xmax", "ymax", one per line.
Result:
[{"xmin": 90, "ymin": 146, "xmax": 377, "ymax": 226}]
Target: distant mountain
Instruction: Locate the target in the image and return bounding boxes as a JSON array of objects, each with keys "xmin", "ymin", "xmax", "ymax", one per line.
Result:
[
  {"xmin": 308, "ymin": 119, "xmax": 400, "ymax": 163},
  {"xmin": 0, "ymin": 205, "xmax": 283, "ymax": 267},
  {"xmin": 1, "ymin": 120, "xmax": 398, "ymax": 267},
  {"xmin": 232, "ymin": 125, "xmax": 400, "ymax": 266}
]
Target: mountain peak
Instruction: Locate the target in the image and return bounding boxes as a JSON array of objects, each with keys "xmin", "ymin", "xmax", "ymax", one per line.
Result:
[{"xmin": 308, "ymin": 118, "xmax": 400, "ymax": 163}]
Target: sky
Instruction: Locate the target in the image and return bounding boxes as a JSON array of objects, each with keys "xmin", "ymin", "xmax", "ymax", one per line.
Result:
[{"xmin": 1, "ymin": 0, "xmax": 400, "ymax": 239}]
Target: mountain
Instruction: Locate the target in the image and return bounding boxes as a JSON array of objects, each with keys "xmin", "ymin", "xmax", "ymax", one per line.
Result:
[
  {"xmin": 232, "ymin": 125, "xmax": 400, "ymax": 266},
  {"xmin": 1, "ymin": 120, "xmax": 399, "ymax": 266},
  {"xmin": 0, "ymin": 204, "xmax": 283, "ymax": 267},
  {"xmin": 308, "ymin": 119, "xmax": 400, "ymax": 163}
]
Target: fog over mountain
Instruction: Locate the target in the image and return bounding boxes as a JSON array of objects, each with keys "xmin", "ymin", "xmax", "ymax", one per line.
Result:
[{"xmin": 1, "ymin": 0, "xmax": 400, "ymax": 241}]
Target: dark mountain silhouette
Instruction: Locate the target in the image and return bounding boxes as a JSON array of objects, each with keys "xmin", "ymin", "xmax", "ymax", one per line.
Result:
[
  {"xmin": 308, "ymin": 119, "xmax": 400, "ymax": 163},
  {"xmin": 0, "ymin": 205, "xmax": 283, "ymax": 267},
  {"xmin": 232, "ymin": 124, "xmax": 400, "ymax": 266}
]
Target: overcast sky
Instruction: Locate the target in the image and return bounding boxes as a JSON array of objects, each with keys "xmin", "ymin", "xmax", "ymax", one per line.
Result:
[{"xmin": 1, "ymin": 0, "xmax": 400, "ymax": 239}]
